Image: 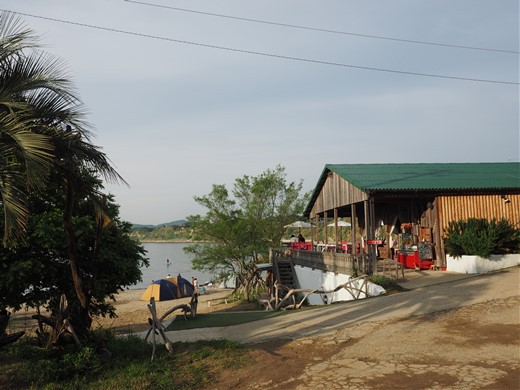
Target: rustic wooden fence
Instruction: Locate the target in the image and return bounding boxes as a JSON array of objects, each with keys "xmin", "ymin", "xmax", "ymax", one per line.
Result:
[
  {"xmin": 145, "ymin": 293, "xmax": 198, "ymax": 361},
  {"xmin": 259, "ymin": 275, "xmax": 370, "ymax": 311},
  {"xmin": 271, "ymin": 248, "xmax": 372, "ymax": 276}
]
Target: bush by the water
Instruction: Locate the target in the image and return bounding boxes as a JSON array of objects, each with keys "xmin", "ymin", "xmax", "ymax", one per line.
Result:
[{"xmin": 444, "ymin": 218, "xmax": 520, "ymax": 258}]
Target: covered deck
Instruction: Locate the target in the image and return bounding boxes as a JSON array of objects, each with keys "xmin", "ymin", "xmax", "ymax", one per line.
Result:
[{"xmin": 302, "ymin": 163, "xmax": 520, "ymax": 272}]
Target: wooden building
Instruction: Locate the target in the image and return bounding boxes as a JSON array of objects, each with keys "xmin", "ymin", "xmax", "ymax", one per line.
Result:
[{"xmin": 303, "ymin": 163, "xmax": 520, "ymax": 267}]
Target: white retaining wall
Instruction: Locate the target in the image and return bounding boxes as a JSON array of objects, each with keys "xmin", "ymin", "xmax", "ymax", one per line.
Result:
[
  {"xmin": 293, "ymin": 265, "xmax": 385, "ymax": 305},
  {"xmin": 446, "ymin": 254, "xmax": 520, "ymax": 274}
]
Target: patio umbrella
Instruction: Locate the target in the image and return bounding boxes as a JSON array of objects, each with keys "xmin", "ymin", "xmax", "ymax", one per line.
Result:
[
  {"xmin": 284, "ymin": 221, "xmax": 313, "ymax": 229},
  {"xmin": 327, "ymin": 221, "xmax": 351, "ymax": 241},
  {"xmin": 284, "ymin": 220, "xmax": 313, "ymax": 234},
  {"xmin": 327, "ymin": 221, "xmax": 351, "ymax": 227}
]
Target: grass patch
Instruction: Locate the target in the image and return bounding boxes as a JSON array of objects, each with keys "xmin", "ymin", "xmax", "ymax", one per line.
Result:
[
  {"xmin": 0, "ymin": 335, "xmax": 248, "ymax": 389},
  {"xmin": 166, "ymin": 310, "xmax": 287, "ymax": 331}
]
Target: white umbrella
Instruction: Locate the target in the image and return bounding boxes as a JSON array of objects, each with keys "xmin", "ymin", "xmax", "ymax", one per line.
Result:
[
  {"xmin": 327, "ymin": 221, "xmax": 351, "ymax": 227},
  {"xmin": 284, "ymin": 221, "xmax": 313, "ymax": 228},
  {"xmin": 327, "ymin": 221, "xmax": 351, "ymax": 242},
  {"xmin": 284, "ymin": 220, "xmax": 313, "ymax": 236}
]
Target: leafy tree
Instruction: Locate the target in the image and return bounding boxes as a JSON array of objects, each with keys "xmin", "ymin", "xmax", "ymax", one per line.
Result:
[
  {"xmin": 46, "ymin": 126, "xmax": 127, "ymax": 334},
  {"xmin": 0, "ymin": 12, "xmax": 133, "ymax": 336},
  {"xmin": 185, "ymin": 166, "xmax": 309, "ymax": 301},
  {"xmin": 0, "ymin": 169, "xmax": 148, "ymax": 322}
]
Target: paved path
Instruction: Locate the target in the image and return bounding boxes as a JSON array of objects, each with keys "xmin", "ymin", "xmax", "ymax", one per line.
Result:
[{"xmin": 140, "ymin": 268, "xmax": 520, "ymax": 344}]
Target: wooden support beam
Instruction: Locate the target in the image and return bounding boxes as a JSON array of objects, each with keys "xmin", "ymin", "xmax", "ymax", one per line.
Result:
[
  {"xmin": 324, "ymin": 211, "xmax": 328, "ymax": 244},
  {"xmin": 351, "ymin": 203, "xmax": 357, "ymax": 253},
  {"xmin": 334, "ymin": 208, "xmax": 339, "ymax": 246}
]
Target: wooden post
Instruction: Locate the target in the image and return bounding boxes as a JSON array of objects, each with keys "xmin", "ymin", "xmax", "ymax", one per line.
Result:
[
  {"xmin": 334, "ymin": 208, "xmax": 339, "ymax": 248},
  {"xmin": 386, "ymin": 216, "xmax": 397, "ymax": 260},
  {"xmin": 147, "ymin": 297, "xmax": 174, "ymax": 362},
  {"xmin": 310, "ymin": 215, "xmax": 315, "ymax": 248},
  {"xmin": 364, "ymin": 200, "xmax": 369, "ymax": 256},
  {"xmin": 434, "ymin": 197, "xmax": 445, "ymax": 268},
  {"xmin": 324, "ymin": 211, "xmax": 328, "ymax": 245},
  {"xmin": 315, "ymin": 214, "xmax": 320, "ymax": 248},
  {"xmin": 351, "ymin": 203, "xmax": 356, "ymax": 254},
  {"xmin": 369, "ymin": 196, "xmax": 377, "ymax": 273}
]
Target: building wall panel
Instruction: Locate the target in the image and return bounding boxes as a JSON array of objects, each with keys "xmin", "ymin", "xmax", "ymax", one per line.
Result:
[
  {"xmin": 437, "ymin": 194, "xmax": 520, "ymax": 232},
  {"xmin": 309, "ymin": 172, "xmax": 367, "ymax": 217}
]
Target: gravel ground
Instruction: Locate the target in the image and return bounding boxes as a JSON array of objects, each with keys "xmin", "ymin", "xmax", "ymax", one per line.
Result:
[{"xmin": 213, "ymin": 295, "xmax": 520, "ymax": 390}]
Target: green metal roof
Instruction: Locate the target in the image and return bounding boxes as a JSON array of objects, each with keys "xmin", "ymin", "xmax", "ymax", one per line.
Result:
[{"xmin": 326, "ymin": 163, "xmax": 520, "ymax": 191}]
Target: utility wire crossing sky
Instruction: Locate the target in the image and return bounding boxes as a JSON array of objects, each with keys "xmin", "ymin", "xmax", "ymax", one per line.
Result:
[
  {"xmin": 4, "ymin": 1, "xmax": 519, "ymax": 225},
  {"xmin": 124, "ymin": 0, "xmax": 520, "ymax": 54},
  {"xmin": 3, "ymin": 8, "xmax": 518, "ymax": 85}
]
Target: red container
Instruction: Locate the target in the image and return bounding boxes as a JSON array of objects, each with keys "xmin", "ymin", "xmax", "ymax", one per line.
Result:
[
  {"xmin": 397, "ymin": 252, "xmax": 407, "ymax": 266},
  {"xmin": 405, "ymin": 252, "xmax": 418, "ymax": 268},
  {"xmin": 398, "ymin": 251, "xmax": 420, "ymax": 269},
  {"xmin": 418, "ymin": 259, "xmax": 433, "ymax": 269}
]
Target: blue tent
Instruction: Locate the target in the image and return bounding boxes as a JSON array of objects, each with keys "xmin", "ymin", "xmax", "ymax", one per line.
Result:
[{"xmin": 140, "ymin": 277, "xmax": 194, "ymax": 301}]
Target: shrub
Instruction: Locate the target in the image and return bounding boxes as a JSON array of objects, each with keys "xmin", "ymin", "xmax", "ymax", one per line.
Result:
[
  {"xmin": 444, "ymin": 218, "xmax": 520, "ymax": 258},
  {"xmin": 367, "ymin": 274, "xmax": 397, "ymax": 289}
]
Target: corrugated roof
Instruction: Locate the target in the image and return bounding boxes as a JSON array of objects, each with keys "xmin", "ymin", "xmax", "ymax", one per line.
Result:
[{"xmin": 326, "ymin": 163, "xmax": 520, "ymax": 191}]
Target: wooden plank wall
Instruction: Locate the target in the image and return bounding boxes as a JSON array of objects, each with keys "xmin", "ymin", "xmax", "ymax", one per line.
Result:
[
  {"xmin": 437, "ymin": 194, "xmax": 520, "ymax": 231},
  {"xmin": 309, "ymin": 172, "xmax": 367, "ymax": 218}
]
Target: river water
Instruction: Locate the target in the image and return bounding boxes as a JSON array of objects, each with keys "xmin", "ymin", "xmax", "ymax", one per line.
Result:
[{"xmin": 131, "ymin": 242, "xmax": 215, "ymax": 290}]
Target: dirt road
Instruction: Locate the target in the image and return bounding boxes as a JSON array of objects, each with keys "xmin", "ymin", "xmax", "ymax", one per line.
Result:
[
  {"xmin": 212, "ymin": 269, "xmax": 520, "ymax": 390},
  {"xmin": 10, "ymin": 269, "xmax": 520, "ymax": 389}
]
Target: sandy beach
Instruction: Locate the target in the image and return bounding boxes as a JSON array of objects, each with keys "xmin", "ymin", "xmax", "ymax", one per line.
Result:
[
  {"xmin": 93, "ymin": 287, "xmax": 240, "ymax": 334},
  {"xmin": 9, "ymin": 287, "xmax": 238, "ymax": 336}
]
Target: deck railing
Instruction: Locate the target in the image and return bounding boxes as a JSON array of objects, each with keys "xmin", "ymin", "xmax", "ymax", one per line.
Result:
[{"xmin": 271, "ymin": 248, "xmax": 372, "ymax": 276}]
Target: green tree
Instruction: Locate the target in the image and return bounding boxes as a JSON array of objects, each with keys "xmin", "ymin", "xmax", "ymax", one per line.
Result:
[
  {"xmin": 0, "ymin": 12, "xmax": 87, "ymax": 245},
  {"xmin": 0, "ymin": 169, "xmax": 148, "ymax": 321},
  {"xmin": 0, "ymin": 12, "xmax": 131, "ymax": 336},
  {"xmin": 185, "ymin": 166, "xmax": 309, "ymax": 301},
  {"xmin": 46, "ymin": 126, "xmax": 127, "ymax": 334}
]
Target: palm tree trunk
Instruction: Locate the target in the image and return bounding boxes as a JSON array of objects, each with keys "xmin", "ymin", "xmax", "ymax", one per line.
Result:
[{"xmin": 63, "ymin": 175, "xmax": 91, "ymax": 335}]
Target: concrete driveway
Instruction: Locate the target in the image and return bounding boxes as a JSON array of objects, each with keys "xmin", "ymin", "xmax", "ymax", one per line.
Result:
[{"xmin": 157, "ymin": 267, "xmax": 519, "ymax": 344}]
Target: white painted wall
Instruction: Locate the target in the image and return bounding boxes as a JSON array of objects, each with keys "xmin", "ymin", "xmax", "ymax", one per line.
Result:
[
  {"xmin": 293, "ymin": 265, "xmax": 386, "ymax": 305},
  {"xmin": 446, "ymin": 254, "xmax": 520, "ymax": 274}
]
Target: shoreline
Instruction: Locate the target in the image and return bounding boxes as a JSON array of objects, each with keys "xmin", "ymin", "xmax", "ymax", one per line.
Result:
[
  {"xmin": 136, "ymin": 240, "xmax": 211, "ymax": 244},
  {"xmin": 137, "ymin": 239, "xmax": 193, "ymax": 243}
]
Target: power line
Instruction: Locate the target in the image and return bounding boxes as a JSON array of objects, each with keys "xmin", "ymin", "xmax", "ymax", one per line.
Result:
[
  {"xmin": 124, "ymin": 0, "xmax": 519, "ymax": 55},
  {"xmin": 2, "ymin": 9, "xmax": 518, "ymax": 86}
]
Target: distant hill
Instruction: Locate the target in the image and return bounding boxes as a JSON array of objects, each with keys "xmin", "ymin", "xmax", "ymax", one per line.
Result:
[
  {"xmin": 132, "ymin": 220, "xmax": 187, "ymax": 229},
  {"xmin": 130, "ymin": 220, "xmax": 191, "ymax": 242},
  {"xmin": 158, "ymin": 220, "xmax": 188, "ymax": 227}
]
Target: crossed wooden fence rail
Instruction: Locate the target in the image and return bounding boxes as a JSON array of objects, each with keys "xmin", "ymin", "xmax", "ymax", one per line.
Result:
[
  {"xmin": 145, "ymin": 275, "xmax": 371, "ymax": 359},
  {"xmin": 144, "ymin": 293, "xmax": 198, "ymax": 361},
  {"xmin": 259, "ymin": 274, "xmax": 370, "ymax": 311}
]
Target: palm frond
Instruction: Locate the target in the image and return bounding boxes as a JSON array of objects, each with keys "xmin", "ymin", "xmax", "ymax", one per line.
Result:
[{"xmin": 0, "ymin": 12, "xmax": 38, "ymax": 63}]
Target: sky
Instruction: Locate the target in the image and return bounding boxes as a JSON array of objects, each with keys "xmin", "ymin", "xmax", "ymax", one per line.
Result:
[{"xmin": 3, "ymin": 1, "xmax": 518, "ymax": 225}]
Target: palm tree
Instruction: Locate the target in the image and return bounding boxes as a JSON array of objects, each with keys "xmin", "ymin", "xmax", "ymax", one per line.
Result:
[
  {"xmin": 50, "ymin": 128, "xmax": 127, "ymax": 334},
  {"xmin": 0, "ymin": 12, "xmax": 89, "ymax": 245},
  {"xmin": 0, "ymin": 12, "xmax": 127, "ymax": 335}
]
